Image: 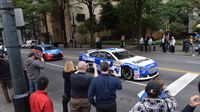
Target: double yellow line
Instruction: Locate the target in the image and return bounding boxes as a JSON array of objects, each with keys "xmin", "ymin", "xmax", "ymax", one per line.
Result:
[{"xmin": 158, "ymin": 67, "xmax": 200, "ymax": 75}]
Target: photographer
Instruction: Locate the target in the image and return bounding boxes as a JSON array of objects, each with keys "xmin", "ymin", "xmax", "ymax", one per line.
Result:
[
  {"xmin": 24, "ymin": 52, "xmax": 44, "ymax": 93},
  {"xmin": 130, "ymin": 79, "xmax": 177, "ymax": 112}
]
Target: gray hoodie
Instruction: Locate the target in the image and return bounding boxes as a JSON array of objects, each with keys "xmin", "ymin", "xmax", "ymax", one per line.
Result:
[{"xmin": 24, "ymin": 58, "xmax": 44, "ymax": 81}]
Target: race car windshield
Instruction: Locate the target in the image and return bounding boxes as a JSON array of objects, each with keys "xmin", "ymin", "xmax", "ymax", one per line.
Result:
[
  {"xmin": 44, "ymin": 46, "xmax": 57, "ymax": 50},
  {"xmin": 112, "ymin": 51, "xmax": 135, "ymax": 60}
]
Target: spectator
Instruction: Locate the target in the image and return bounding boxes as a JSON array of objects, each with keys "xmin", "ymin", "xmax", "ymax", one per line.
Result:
[
  {"xmin": 88, "ymin": 61, "xmax": 122, "ymax": 112},
  {"xmin": 70, "ymin": 61, "xmax": 97, "ymax": 112},
  {"xmin": 148, "ymin": 37, "xmax": 153, "ymax": 51},
  {"xmin": 120, "ymin": 35, "xmax": 126, "ymax": 48},
  {"xmin": 170, "ymin": 36, "xmax": 176, "ymax": 53},
  {"xmin": 144, "ymin": 37, "xmax": 149, "ymax": 52},
  {"xmin": 30, "ymin": 76, "xmax": 54, "ymax": 112},
  {"xmin": 151, "ymin": 36, "xmax": 156, "ymax": 51},
  {"xmin": 138, "ymin": 77, "xmax": 168, "ymax": 102},
  {"xmin": 95, "ymin": 35, "xmax": 102, "ymax": 49},
  {"xmin": 130, "ymin": 80, "xmax": 177, "ymax": 112},
  {"xmin": 0, "ymin": 56, "xmax": 13, "ymax": 103},
  {"xmin": 24, "ymin": 52, "xmax": 44, "ymax": 93},
  {"xmin": 139, "ymin": 37, "xmax": 144, "ymax": 51},
  {"xmin": 62, "ymin": 60, "xmax": 76, "ymax": 112},
  {"xmin": 161, "ymin": 35, "xmax": 167, "ymax": 52},
  {"xmin": 182, "ymin": 81, "xmax": 200, "ymax": 112},
  {"xmin": 189, "ymin": 35, "xmax": 194, "ymax": 54}
]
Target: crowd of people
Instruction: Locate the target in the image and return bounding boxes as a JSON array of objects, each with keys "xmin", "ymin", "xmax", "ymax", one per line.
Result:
[
  {"xmin": 139, "ymin": 34, "xmax": 176, "ymax": 53},
  {"xmin": 0, "ymin": 52, "xmax": 200, "ymax": 112}
]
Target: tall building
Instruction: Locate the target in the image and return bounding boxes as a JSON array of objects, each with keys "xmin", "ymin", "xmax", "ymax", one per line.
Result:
[{"xmin": 38, "ymin": 0, "xmax": 119, "ymax": 45}]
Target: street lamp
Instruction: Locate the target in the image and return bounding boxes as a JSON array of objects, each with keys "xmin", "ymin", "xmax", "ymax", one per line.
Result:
[
  {"xmin": 72, "ymin": 12, "xmax": 76, "ymax": 47},
  {"xmin": 0, "ymin": 0, "xmax": 30, "ymax": 112}
]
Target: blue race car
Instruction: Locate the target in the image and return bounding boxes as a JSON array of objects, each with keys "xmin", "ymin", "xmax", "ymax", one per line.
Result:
[
  {"xmin": 79, "ymin": 48, "xmax": 158, "ymax": 80},
  {"xmin": 32, "ymin": 44, "xmax": 64, "ymax": 61}
]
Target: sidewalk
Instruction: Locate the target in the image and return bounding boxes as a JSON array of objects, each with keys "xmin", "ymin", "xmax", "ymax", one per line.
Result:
[
  {"xmin": 63, "ymin": 44, "xmax": 199, "ymax": 57},
  {"xmin": 0, "ymin": 89, "xmax": 14, "ymax": 112}
]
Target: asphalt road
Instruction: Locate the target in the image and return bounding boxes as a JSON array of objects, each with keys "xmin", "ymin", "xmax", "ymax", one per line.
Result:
[{"xmin": 20, "ymin": 48, "xmax": 200, "ymax": 112}]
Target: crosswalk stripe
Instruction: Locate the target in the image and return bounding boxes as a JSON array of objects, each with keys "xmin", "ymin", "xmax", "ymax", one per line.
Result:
[{"xmin": 166, "ymin": 72, "xmax": 199, "ymax": 96}]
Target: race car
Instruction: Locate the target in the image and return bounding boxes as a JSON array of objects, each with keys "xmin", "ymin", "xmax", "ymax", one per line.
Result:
[
  {"xmin": 79, "ymin": 48, "xmax": 158, "ymax": 80},
  {"xmin": 32, "ymin": 44, "xmax": 64, "ymax": 61}
]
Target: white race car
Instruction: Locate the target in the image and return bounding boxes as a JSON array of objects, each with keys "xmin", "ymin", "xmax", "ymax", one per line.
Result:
[{"xmin": 79, "ymin": 48, "xmax": 159, "ymax": 80}]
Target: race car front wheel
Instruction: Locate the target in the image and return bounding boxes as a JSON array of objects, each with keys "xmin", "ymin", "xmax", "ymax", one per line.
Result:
[{"xmin": 121, "ymin": 66, "xmax": 133, "ymax": 80}]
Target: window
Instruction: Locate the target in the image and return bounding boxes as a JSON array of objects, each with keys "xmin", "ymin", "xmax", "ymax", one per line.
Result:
[
  {"xmin": 76, "ymin": 14, "xmax": 85, "ymax": 22},
  {"xmin": 89, "ymin": 52, "xmax": 99, "ymax": 57},
  {"xmin": 99, "ymin": 51, "xmax": 114, "ymax": 60},
  {"xmin": 35, "ymin": 47, "xmax": 43, "ymax": 51},
  {"xmin": 112, "ymin": 50, "xmax": 135, "ymax": 60},
  {"xmin": 44, "ymin": 46, "xmax": 56, "ymax": 50}
]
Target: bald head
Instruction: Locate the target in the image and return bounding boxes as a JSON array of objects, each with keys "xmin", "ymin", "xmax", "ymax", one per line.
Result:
[{"xmin": 77, "ymin": 61, "xmax": 87, "ymax": 72}]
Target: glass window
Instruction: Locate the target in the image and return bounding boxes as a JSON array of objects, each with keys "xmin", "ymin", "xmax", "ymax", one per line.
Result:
[
  {"xmin": 34, "ymin": 47, "xmax": 42, "ymax": 51},
  {"xmin": 89, "ymin": 52, "xmax": 99, "ymax": 57},
  {"xmin": 44, "ymin": 46, "xmax": 56, "ymax": 50},
  {"xmin": 112, "ymin": 50, "xmax": 135, "ymax": 60},
  {"xmin": 99, "ymin": 51, "xmax": 114, "ymax": 60}
]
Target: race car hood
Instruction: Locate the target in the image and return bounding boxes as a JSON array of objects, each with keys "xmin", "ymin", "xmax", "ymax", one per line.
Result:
[
  {"xmin": 120, "ymin": 56, "xmax": 155, "ymax": 66},
  {"xmin": 45, "ymin": 49, "xmax": 61, "ymax": 54}
]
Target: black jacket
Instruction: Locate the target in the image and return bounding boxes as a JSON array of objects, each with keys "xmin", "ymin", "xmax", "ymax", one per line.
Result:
[
  {"xmin": 63, "ymin": 70, "xmax": 75, "ymax": 96},
  {"xmin": 0, "ymin": 59, "xmax": 11, "ymax": 81},
  {"xmin": 182, "ymin": 105, "xmax": 195, "ymax": 112}
]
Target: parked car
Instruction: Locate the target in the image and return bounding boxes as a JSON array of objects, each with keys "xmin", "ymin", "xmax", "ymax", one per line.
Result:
[
  {"xmin": 32, "ymin": 44, "xmax": 64, "ymax": 61},
  {"xmin": 22, "ymin": 40, "xmax": 38, "ymax": 48},
  {"xmin": 79, "ymin": 48, "xmax": 159, "ymax": 80}
]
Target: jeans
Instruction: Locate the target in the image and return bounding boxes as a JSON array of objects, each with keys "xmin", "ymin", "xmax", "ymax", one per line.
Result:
[
  {"xmin": 70, "ymin": 97, "xmax": 91, "ymax": 112},
  {"xmin": 0, "ymin": 80, "xmax": 13, "ymax": 103},
  {"xmin": 29, "ymin": 80, "xmax": 38, "ymax": 93},
  {"xmin": 96, "ymin": 102, "xmax": 116, "ymax": 112}
]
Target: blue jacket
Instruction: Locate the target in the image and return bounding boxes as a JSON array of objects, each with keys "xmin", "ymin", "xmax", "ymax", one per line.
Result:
[{"xmin": 88, "ymin": 74, "xmax": 122, "ymax": 106}]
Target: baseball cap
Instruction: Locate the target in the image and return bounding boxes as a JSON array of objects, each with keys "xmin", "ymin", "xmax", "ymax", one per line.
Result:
[{"xmin": 145, "ymin": 80, "xmax": 162, "ymax": 98}]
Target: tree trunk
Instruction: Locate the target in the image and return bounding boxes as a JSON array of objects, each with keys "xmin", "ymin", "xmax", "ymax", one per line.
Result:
[
  {"xmin": 43, "ymin": 13, "xmax": 49, "ymax": 44},
  {"xmin": 60, "ymin": 8, "xmax": 67, "ymax": 47},
  {"xmin": 88, "ymin": 2, "xmax": 95, "ymax": 47},
  {"xmin": 135, "ymin": 0, "xmax": 142, "ymax": 48}
]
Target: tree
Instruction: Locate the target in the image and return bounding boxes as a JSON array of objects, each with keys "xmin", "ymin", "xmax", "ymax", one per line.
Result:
[
  {"xmin": 48, "ymin": 0, "xmax": 70, "ymax": 47},
  {"xmin": 115, "ymin": 0, "xmax": 136, "ymax": 36},
  {"xmin": 77, "ymin": 22, "xmax": 90, "ymax": 44},
  {"xmin": 133, "ymin": 0, "xmax": 143, "ymax": 46},
  {"xmin": 76, "ymin": 0, "xmax": 104, "ymax": 47},
  {"xmin": 100, "ymin": 1, "xmax": 118, "ymax": 35}
]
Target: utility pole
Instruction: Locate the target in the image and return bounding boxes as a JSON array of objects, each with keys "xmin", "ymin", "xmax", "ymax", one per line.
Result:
[{"xmin": 0, "ymin": 0, "xmax": 30, "ymax": 112}]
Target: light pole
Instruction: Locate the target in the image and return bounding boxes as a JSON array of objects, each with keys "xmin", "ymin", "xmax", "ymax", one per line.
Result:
[
  {"xmin": 72, "ymin": 12, "xmax": 76, "ymax": 47},
  {"xmin": 0, "ymin": 0, "xmax": 30, "ymax": 112}
]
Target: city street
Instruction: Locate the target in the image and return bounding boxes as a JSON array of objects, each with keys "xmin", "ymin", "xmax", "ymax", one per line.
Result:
[{"xmin": 19, "ymin": 47, "xmax": 200, "ymax": 112}]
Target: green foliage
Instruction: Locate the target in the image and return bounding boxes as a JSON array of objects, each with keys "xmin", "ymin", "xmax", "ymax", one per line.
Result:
[
  {"xmin": 115, "ymin": 0, "xmax": 135, "ymax": 34},
  {"xmin": 100, "ymin": 1, "xmax": 118, "ymax": 31},
  {"xmin": 170, "ymin": 22, "xmax": 187, "ymax": 38},
  {"xmin": 77, "ymin": 22, "xmax": 89, "ymax": 34}
]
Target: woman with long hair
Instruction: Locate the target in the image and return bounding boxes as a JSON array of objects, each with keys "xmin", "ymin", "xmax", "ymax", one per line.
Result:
[{"xmin": 62, "ymin": 60, "xmax": 76, "ymax": 112}]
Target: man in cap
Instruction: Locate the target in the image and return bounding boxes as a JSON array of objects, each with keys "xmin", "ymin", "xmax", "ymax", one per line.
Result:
[
  {"xmin": 130, "ymin": 80, "xmax": 177, "ymax": 112},
  {"xmin": 24, "ymin": 52, "xmax": 44, "ymax": 93}
]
